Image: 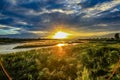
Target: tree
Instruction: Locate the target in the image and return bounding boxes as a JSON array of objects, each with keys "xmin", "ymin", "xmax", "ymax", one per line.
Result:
[{"xmin": 114, "ymin": 33, "xmax": 119, "ymax": 40}]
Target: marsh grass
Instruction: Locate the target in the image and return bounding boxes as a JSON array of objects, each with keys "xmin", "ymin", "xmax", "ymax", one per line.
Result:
[
  {"xmin": 13, "ymin": 40, "xmax": 60, "ymax": 49},
  {"xmin": 0, "ymin": 43, "xmax": 120, "ymax": 80}
]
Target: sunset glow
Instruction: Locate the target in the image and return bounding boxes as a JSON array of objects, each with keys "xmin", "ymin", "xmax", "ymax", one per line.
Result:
[
  {"xmin": 57, "ymin": 43, "xmax": 65, "ymax": 47},
  {"xmin": 52, "ymin": 31, "xmax": 70, "ymax": 39}
]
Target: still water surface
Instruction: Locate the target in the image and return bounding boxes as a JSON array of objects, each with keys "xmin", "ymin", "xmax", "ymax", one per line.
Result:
[
  {"xmin": 0, "ymin": 43, "xmax": 78, "ymax": 54},
  {"xmin": 0, "ymin": 43, "xmax": 32, "ymax": 54}
]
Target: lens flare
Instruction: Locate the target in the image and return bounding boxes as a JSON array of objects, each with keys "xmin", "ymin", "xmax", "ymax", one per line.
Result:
[
  {"xmin": 53, "ymin": 31, "xmax": 70, "ymax": 39},
  {"xmin": 57, "ymin": 43, "xmax": 65, "ymax": 47}
]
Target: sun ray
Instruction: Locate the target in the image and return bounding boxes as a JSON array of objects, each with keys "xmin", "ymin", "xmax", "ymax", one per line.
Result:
[{"xmin": 52, "ymin": 31, "xmax": 70, "ymax": 39}]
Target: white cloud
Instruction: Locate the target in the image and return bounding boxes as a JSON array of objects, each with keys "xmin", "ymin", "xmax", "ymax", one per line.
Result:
[
  {"xmin": 0, "ymin": 24, "xmax": 21, "ymax": 31},
  {"xmin": 0, "ymin": 24, "xmax": 21, "ymax": 35},
  {"xmin": 27, "ymin": 9, "xmax": 74, "ymax": 16},
  {"xmin": 82, "ymin": 1, "xmax": 120, "ymax": 18},
  {"xmin": 17, "ymin": 21, "xmax": 28, "ymax": 25},
  {"xmin": 0, "ymin": 24, "xmax": 13, "ymax": 28},
  {"xmin": 94, "ymin": 24, "xmax": 108, "ymax": 27},
  {"xmin": 29, "ymin": 31, "xmax": 48, "ymax": 34},
  {"xmin": 63, "ymin": 0, "xmax": 82, "ymax": 14},
  {"xmin": 42, "ymin": 19, "xmax": 51, "ymax": 23},
  {"xmin": 110, "ymin": 8, "xmax": 120, "ymax": 13},
  {"xmin": 0, "ymin": 29, "xmax": 19, "ymax": 35},
  {"xmin": 64, "ymin": 0, "xmax": 83, "ymax": 4}
]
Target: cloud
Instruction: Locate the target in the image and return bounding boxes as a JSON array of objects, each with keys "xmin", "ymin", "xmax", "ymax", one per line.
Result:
[
  {"xmin": 7, "ymin": 0, "xmax": 36, "ymax": 5},
  {"xmin": 94, "ymin": 24, "xmax": 108, "ymax": 27},
  {"xmin": 0, "ymin": 24, "xmax": 20, "ymax": 29},
  {"xmin": 26, "ymin": 9, "xmax": 74, "ymax": 16},
  {"xmin": 64, "ymin": 0, "xmax": 82, "ymax": 4},
  {"xmin": 0, "ymin": 0, "xmax": 120, "ymax": 38},
  {"xmin": 62, "ymin": 0, "xmax": 82, "ymax": 14},
  {"xmin": 110, "ymin": 7, "xmax": 120, "ymax": 12},
  {"xmin": 81, "ymin": 0, "xmax": 120, "ymax": 18},
  {"xmin": 29, "ymin": 31, "xmax": 48, "ymax": 34},
  {"xmin": 0, "ymin": 24, "xmax": 21, "ymax": 35},
  {"xmin": 17, "ymin": 21, "xmax": 29, "ymax": 25}
]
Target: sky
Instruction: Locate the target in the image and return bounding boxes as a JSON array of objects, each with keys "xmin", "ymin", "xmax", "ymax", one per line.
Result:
[{"xmin": 0, "ymin": 0, "xmax": 120, "ymax": 38}]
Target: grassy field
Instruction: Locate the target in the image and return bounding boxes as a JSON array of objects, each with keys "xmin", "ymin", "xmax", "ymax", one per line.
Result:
[
  {"xmin": 0, "ymin": 42, "xmax": 120, "ymax": 80},
  {"xmin": 13, "ymin": 40, "xmax": 62, "ymax": 49}
]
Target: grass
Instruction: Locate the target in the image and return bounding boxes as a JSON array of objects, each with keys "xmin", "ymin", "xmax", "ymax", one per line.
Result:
[
  {"xmin": 0, "ymin": 67, "xmax": 8, "ymax": 80},
  {"xmin": 13, "ymin": 40, "xmax": 64, "ymax": 49},
  {"xmin": 0, "ymin": 42, "xmax": 120, "ymax": 80}
]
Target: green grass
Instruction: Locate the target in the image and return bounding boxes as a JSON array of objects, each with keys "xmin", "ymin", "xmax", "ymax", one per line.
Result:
[
  {"xmin": 0, "ymin": 43, "xmax": 120, "ymax": 80},
  {"xmin": 13, "ymin": 40, "xmax": 62, "ymax": 49},
  {"xmin": 0, "ymin": 67, "xmax": 8, "ymax": 80}
]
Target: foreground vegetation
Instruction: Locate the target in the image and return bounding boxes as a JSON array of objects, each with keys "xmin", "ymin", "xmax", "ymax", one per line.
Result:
[{"xmin": 0, "ymin": 42, "xmax": 120, "ymax": 80}]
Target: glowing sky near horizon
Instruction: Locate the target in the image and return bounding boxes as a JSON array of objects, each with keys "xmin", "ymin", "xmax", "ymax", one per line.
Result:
[{"xmin": 0, "ymin": 0, "xmax": 120, "ymax": 38}]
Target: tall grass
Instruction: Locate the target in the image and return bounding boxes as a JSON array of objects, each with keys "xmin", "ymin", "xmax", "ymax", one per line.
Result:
[{"xmin": 0, "ymin": 43, "xmax": 120, "ymax": 80}]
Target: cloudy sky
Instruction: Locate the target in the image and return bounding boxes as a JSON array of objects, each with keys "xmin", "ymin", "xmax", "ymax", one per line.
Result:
[{"xmin": 0, "ymin": 0, "xmax": 120, "ymax": 38}]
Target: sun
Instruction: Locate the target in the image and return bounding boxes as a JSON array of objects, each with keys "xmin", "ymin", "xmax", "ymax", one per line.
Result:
[{"xmin": 52, "ymin": 31, "xmax": 70, "ymax": 39}]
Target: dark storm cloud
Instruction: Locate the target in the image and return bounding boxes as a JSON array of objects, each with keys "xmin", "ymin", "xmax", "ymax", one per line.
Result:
[{"xmin": 0, "ymin": 0, "xmax": 120, "ymax": 38}]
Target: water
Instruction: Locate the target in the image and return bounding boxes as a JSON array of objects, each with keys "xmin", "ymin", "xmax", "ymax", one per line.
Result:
[
  {"xmin": 0, "ymin": 43, "xmax": 79, "ymax": 54},
  {"xmin": 0, "ymin": 43, "xmax": 54, "ymax": 54},
  {"xmin": 0, "ymin": 43, "xmax": 30, "ymax": 54}
]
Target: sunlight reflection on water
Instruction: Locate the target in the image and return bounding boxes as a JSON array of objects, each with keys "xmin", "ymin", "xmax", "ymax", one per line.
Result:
[
  {"xmin": 55, "ymin": 43, "xmax": 68, "ymax": 57},
  {"xmin": 56, "ymin": 43, "xmax": 67, "ymax": 47}
]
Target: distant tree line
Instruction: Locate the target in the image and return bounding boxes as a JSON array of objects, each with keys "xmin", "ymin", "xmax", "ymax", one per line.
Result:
[{"xmin": 114, "ymin": 33, "xmax": 120, "ymax": 40}]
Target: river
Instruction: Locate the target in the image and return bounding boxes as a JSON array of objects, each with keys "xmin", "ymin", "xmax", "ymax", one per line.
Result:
[
  {"xmin": 0, "ymin": 43, "xmax": 31, "ymax": 54},
  {"xmin": 0, "ymin": 43, "xmax": 79, "ymax": 54}
]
